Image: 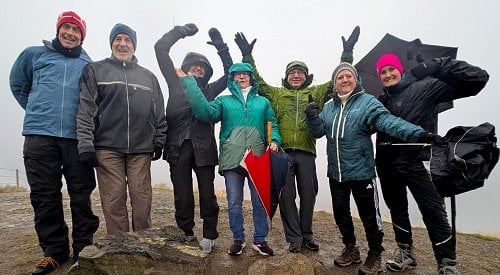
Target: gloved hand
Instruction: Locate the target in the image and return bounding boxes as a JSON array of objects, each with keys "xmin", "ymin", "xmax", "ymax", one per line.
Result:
[
  {"xmin": 419, "ymin": 131, "xmax": 444, "ymax": 145},
  {"xmin": 305, "ymin": 94, "xmax": 320, "ymax": 119},
  {"xmin": 234, "ymin": 32, "xmax": 256, "ymax": 56},
  {"xmin": 206, "ymin": 27, "xmax": 228, "ymax": 52},
  {"xmin": 151, "ymin": 146, "xmax": 163, "ymax": 161},
  {"xmin": 173, "ymin": 23, "xmax": 198, "ymax": 39},
  {"xmin": 342, "ymin": 26, "xmax": 360, "ymax": 52},
  {"xmin": 79, "ymin": 152, "xmax": 99, "ymax": 167},
  {"xmin": 410, "ymin": 58, "xmax": 439, "ymax": 80}
]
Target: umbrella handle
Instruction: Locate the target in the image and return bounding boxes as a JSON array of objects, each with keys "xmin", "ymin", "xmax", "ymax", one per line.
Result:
[{"xmin": 267, "ymin": 121, "xmax": 272, "ymax": 144}]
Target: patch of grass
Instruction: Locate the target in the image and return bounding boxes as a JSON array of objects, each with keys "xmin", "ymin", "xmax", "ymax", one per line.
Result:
[
  {"xmin": 0, "ymin": 186, "xmax": 27, "ymax": 193},
  {"xmin": 469, "ymin": 232, "xmax": 500, "ymax": 241}
]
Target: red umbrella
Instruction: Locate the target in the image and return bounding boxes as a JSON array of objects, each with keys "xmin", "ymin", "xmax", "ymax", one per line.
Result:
[
  {"xmin": 240, "ymin": 147, "xmax": 272, "ymax": 218},
  {"xmin": 240, "ymin": 122, "xmax": 292, "ymax": 221}
]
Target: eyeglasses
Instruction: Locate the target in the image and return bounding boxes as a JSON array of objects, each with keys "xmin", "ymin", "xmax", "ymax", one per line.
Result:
[{"xmin": 233, "ymin": 71, "xmax": 250, "ymax": 77}]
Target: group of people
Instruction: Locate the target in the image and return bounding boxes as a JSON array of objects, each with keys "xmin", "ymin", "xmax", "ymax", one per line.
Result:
[{"xmin": 10, "ymin": 10, "xmax": 489, "ymax": 275}]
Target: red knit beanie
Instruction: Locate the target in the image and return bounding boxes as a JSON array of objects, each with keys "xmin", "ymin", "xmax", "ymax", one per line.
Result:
[
  {"xmin": 376, "ymin": 53, "xmax": 404, "ymax": 76},
  {"xmin": 56, "ymin": 11, "xmax": 86, "ymax": 42}
]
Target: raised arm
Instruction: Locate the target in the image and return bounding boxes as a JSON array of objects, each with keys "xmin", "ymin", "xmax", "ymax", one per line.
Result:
[
  {"xmin": 154, "ymin": 23, "xmax": 198, "ymax": 92},
  {"xmin": 205, "ymin": 27, "xmax": 233, "ymax": 100}
]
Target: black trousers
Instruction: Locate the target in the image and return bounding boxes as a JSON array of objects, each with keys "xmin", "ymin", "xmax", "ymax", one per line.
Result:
[
  {"xmin": 377, "ymin": 160, "xmax": 456, "ymax": 262},
  {"xmin": 23, "ymin": 135, "xmax": 99, "ymax": 258},
  {"xmin": 329, "ymin": 178, "xmax": 384, "ymax": 254},
  {"xmin": 170, "ymin": 140, "xmax": 219, "ymax": 239},
  {"xmin": 279, "ymin": 150, "xmax": 318, "ymax": 243}
]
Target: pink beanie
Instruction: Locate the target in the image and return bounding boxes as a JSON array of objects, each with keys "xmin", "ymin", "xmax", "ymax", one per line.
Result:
[
  {"xmin": 376, "ymin": 53, "xmax": 404, "ymax": 76},
  {"xmin": 56, "ymin": 11, "xmax": 86, "ymax": 42}
]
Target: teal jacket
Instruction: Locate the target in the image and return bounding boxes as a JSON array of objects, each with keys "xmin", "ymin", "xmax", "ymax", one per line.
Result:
[
  {"xmin": 181, "ymin": 63, "xmax": 281, "ymax": 173},
  {"xmin": 242, "ymin": 52, "xmax": 352, "ymax": 156},
  {"xmin": 308, "ymin": 89, "xmax": 425, "ymax": 182}
]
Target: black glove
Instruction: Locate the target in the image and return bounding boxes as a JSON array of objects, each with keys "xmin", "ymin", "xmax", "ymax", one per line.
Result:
[
  {"xmin": 206, "ymin": 27, "xmax": 228, "ymax": 52},
  {"xmin": 151, "ymin": 146, "xmax": 163, "ymax": 161},
  {"xmin": 173, "ymin": 23, "xmax": 198, "ymax": 39},
  {"xmin": 305, "ymin": 94, "xmax": 320, "ymax": 119},
  {"xmin": 342, "ymin": 26, "xmax": 360, "ymax": 52},
  {"xmin": 234, "ymin": 32, "xmax": 256, "ymax": 56},
  {"xmin": 410, "ymin": 58, "xmax": 439, "ymax": 80},
  {"xmin": 79, "ymin": 152, "xmax": 99, "ymax": 167},
  {"xmin": 419, "ymin": 131, "xmax": 444, "ymax": 145}
]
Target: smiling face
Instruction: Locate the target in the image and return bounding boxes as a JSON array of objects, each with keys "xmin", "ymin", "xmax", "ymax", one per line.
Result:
[
  {"xmin": 334, "ymin": 70, "xmax": 357, "ymax": 95},
  {"xmin": 379, "ymin": 65, "xmax": 402, "ymax": 87},
  {"xmin": 111, "ymin": 34, "xmax": 135, "ymax": 62},
  {"xmin": 233, "ymin": 71, "xmax": 251, "ymax": 89},
  {"xmin": 286, "ymin": 69, "xmax": 307, "ymax": 89},
  {"xmin": 187, "ymin": 63, "xmax": 206, "ymax": 78},
  {"xmin": 57, "ymin": 22, "xmax": 82, "ymax": 49}
]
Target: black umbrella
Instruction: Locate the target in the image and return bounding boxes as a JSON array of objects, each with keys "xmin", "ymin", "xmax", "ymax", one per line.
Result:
[
  {"xmin": 270, "ymin": 149, "xmax": 293, "ymax": 219},
  {"xmin": 355, "ymin": 33, "xmax": 458, "ymax": 112},
  {"xmin": 430, "ymin": 122, "xmax": 499, "ymax": 197}
]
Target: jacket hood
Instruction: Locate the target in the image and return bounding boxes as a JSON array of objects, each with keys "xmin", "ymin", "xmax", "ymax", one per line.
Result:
[
  {"xmin": 181, "ymin": 52, "xmax": 213, "ymax": 85},
  {"xmin": 227, "ymin": 63, "xmax": 258, "ymax": 98}
]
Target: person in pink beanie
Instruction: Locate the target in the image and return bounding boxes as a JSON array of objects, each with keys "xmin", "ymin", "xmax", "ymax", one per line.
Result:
[{"xmin": 374, "ymin": 52, "xmax": 489, "ymax": 274}]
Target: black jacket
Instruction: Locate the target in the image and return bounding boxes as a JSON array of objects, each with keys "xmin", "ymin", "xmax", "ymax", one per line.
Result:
[
  {"xmin": 154, "ymin": 29, "xmax": 233, "ymax": 165},
  {"xmin": 376, "ymin": 57, "xmax": 489, "ymax": 165},
  {"xmin": 78, "ymin": 55, "xmax": 167, "ymax": 154}
]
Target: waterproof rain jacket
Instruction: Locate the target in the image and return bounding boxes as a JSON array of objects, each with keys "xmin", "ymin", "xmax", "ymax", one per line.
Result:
[
  {"xmin": 10, "ymin": 40, "xmax": 92, "ymax": 139},
  {"xmin": 376, "ymin": 57, "xmax": 490, "ymax": 165},
  {"xmin": 243, "ymin": 52, "xmax": 352, "ymax": 155},
  {"xmin": 181, "ymin": 63, "xmax": 281, "ymax": 173},
  {"xmin": 308, "ymin": 89, "xmax": 425, "ymax": 182},
  {"xmin": 77, "ymin": 55, "xmax": 167, "ymax": 154},
  {"xmin": 154, "ymin": 31, "xmax": 232, "ymax": 165}
]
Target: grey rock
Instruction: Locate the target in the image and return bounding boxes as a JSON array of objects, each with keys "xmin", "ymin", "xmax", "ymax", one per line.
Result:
[{"xmin": 69, "ymin": 226, "xmax": 206, "ymax": 275}]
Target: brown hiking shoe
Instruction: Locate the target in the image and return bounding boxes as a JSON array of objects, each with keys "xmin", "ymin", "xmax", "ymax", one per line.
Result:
[
  {"xmin": 359, "ymin": 250, "xmax": 382, "ymax": 275},
  {"xmin": 334, "ymin": 244, "xmax": 361, "ymax": 267}
]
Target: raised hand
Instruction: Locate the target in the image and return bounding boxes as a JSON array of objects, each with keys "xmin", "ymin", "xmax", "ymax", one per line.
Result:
[
  {"xmin": 206, "ymin": 28, "xmax": 228, "ymax": 51},
  {"xmin": 174, "ymin": 23, "xmax": 198, "ymax": 38},
  {"xmin": 342, "ymin": 26, "xmax": 360, "ymax": 52},
  {"xmin": 234, "ymin": 32, "xmax": 256, "ymax": 56}
]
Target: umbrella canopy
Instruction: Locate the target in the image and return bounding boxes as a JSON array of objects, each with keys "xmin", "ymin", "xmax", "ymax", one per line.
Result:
[
  {"xmin": 240, "ymin": 148, "xmax": 272, "ymax": 218},
  {"xmin": 430, "ymin": 122, "xmax": 499, "ymax": 197},
  {"xmin": 240, "ymin": 148, "xmax": 293, "ymax": 220},
  {"xmin": 270, "ymin": 149, "xmax": 293, "ymax": 218},
  {"xmin": 355, "ymin": 33, "xmax": 458, "ymax": 113}
]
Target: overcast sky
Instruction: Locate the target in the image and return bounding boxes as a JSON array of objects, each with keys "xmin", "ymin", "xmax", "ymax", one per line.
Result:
[{"xmin": 1, "ymin": 0, "xmax": 498, "ymax": 234}]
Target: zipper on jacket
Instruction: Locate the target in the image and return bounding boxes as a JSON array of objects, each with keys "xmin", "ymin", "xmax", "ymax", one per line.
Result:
[
  {"xmin": 335, "ymin": 104, "xmax": 345, "ymax": 182},
  {"xmin": 293, "ymin": 92, "xmax": 299, "ymax": 148},
  {"xmin": 123, "ymin": 61, "xmax": 131, "ymax": 153},
  {"xmin": 60, "ymin": 59, "xmax": 67, "ymax": 137}
]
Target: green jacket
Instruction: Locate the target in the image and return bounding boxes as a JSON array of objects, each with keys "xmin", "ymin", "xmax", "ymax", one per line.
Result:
[
  {"xmin": 242, "ymin": 52, "xmax": 352, "ymax": 155},
  {"xmin": 181, "ymin": 64, "xmax": 281, "ymax": 173}
]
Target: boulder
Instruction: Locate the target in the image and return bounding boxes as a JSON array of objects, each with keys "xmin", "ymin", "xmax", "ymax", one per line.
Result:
[{"xmin": 68, "ymin": 226, "xmax": 207, "ymax": 275}]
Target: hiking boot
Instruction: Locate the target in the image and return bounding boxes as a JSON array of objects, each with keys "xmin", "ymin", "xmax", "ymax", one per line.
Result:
[
  {"xmin": 185, "ymin": 234, "xmax": 197, "ymax": 243},
  {"xmin": 438, "ymin": 258, "xmax": 460, "ymax": 275},
  {"xmin": 359, "ymin": 250, "xmax": 382, "ymax": 275},
  {"xmin": 32, "ymin": 256, "xmax": 67, "ymax": 275},
  {"xmin": 252, "ymin": 241, "xmax": 274, "ymax": 256},
  {"xmin": 227, "ymin": 240, "xmax": 246, "ymax": 256},
  {"xmin": 334, "ymin": 244, "xmax": 361, "ymax": 267},
  {"xmin": 199, "ymin": 238, "xmax": 215, "ymax": 254},
  {"xmin": 288, "ymin": 242, "xmax": 302, "ymax": 253},
  {"xmin": 386, "ymin": 243, "xmax": 417, "ymax": 271},
  {"xmin": 303, "ymin": 239, "xmax": 320, "ymax": 251}
]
